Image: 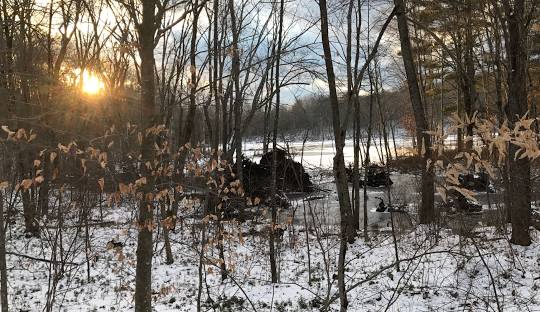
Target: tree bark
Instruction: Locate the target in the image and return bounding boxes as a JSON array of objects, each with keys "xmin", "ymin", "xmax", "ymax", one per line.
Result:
[
  {"xmin": 504, "ymin": 0, "xmax": 531, "ymax": 246},
  {"xmin": 0, "ymin": 192, "xmax": 8, "ymax": 312},
  {"xmin": 228, "ymin": 0, "xmax": 243, "ymax": 181},
  {"xmin": 318, "ymin": 0, "xmax": 354, "ymax": 309},
  {"xmin": 348, "ymin": 0, "xmax": 361, "ymax": 232},
  {"xmin": 269, "ymin": 0, "xmax": 284, "ymax": 284},
  {"xmin": 135, "ymin": 0, "xmax": 158, "ymax": 310},
  {"xmin": 183, "ymin": 0, "xmax": 200, "ymax": 147},
  {"xmin": 19, "ymin": 145, "xmax": 38, "ymax": 236},
  {"xmin": 212, "ymin": 0, "xmax": 221, "ymax": 155},
  {"xmin": 462, "ymin": 2, "xmax": 477, "ymax": 150},
  {"xmin": 364, "ymin": 70, "xmax": 376, "ymax": 239},
  {"xmin": 394, "ymin": 0, "xmax": 435, "ymax": 224}
]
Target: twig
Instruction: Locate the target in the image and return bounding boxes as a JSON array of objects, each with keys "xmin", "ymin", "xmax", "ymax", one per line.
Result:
[
  {"xmin": 470, "ymin": 237, "xmax": 502, "ymax": 312},
  {"xmin": 6, "ymin": 251, "xmax": 81, "ymax": 266}
]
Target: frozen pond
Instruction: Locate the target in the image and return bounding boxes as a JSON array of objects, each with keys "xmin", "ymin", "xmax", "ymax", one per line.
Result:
[
  {"xmin": 279, "ymin": 172, "xmax": 419, "ymax": 229},
  {"xmin": 243, "ymin": 136, "xmax": 485, "ymax": 229},
  {"xmin": 244, "ymin": 138, "xmax": 420, "ymax": 227},
  {"xmin": 243, "ymin": 134, "xmax": 462, "ymax": 169},
  {"xmin": 243, "ymin": 137, "xmax": 412, "ymax": 169}
]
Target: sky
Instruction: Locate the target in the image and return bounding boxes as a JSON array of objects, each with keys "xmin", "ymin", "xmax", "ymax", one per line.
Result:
[
  {"xmin": 37, "ymin": 0, "xmax": 404, "ymax": 106},
  {"xmin": 267, "ymin": 0, "xmax": 403, "ymax": 104}
]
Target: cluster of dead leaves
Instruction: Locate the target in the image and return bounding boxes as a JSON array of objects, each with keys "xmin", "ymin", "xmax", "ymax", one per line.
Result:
[
  {"xmin": 430, "ymin": 112, "xmax": 540, "ymax": 202},
  {"xmin": 1, "ymin": 126, "xmax": 37, "ymax": 142}
]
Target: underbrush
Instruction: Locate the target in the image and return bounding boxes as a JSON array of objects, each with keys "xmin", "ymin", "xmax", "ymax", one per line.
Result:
[{"xmin": 5, "ymin": 200, "xmax": 540, "ymax": 311}]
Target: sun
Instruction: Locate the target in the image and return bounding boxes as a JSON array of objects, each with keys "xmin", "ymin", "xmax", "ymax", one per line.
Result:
[{"xmin": 81, "ymin": 71, "xmax": 104, "ymax": 95}]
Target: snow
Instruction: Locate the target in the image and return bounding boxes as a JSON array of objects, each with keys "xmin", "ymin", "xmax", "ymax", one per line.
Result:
[
  {"xmin": 243, "ymin": 138, "xmax": 408, "ymax": 168},
  {"xmin": 4, "ymin": 140, "xmax": 537, "ymax": 311},
  {"xmin": 5, "ymin": 188, "xmax": 540, "ymax": 311},
  {"xmin": 242, "ymin": 134, "xmax": 462, "ymax": 169}
]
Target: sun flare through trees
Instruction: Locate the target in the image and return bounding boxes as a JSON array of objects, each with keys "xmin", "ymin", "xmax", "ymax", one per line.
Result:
[{"xmin": 80, "ymin": 71, "xmax": 105, "ymax": 95}]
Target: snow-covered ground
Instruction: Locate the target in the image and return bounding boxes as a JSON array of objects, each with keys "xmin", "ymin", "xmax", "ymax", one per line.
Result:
[
  {"xmin": 7, "ymin": 195, "xmax": 540, "ymax": 311},
  {"xmin": 6, "ymin": 140, "xmax": 535, "ymax": 311}
]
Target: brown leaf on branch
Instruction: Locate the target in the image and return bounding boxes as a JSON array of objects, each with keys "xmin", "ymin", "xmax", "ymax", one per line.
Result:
[
  {"xmin": 21, "ymin": 179, "xmax": 33, "ymax": 190},
  {"xmin": 98, "ymin": 178, "xmax": 105, "ymax": 192}
]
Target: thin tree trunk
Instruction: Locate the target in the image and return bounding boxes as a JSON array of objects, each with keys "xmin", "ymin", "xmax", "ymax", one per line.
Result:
[
  {"xmin": 228, "ymin": 0, "xmax": 243, "ymax": 180},
  {"xmin": 161, "ymin": 202, "xmax": 174, "ymax": 264},
  {"xmin": 456, "ymin": 86, "xmax": 464, "ymax": 151},
  {"xmin": 347, "ymin": 0, "xmax": 361, "ymax": 232},
  {"xmin": 19, "ymin": 145, "xmax": 38, "ymax": 236},
  {"xmin": 318, "ymin": 0, "xmax": 354, "ymax": 309},
  {"xmin": 375, "ymin": 63, "xmax": 392, "ymax": 162},
  {"xmin": 196, "ymin": 223, "xmax": 206, "ymax": 312},
  {"xmin": 134, "ymin": 0, "xmax": 158, "ymax": 310},
  {"xmin": 269, "ymin": 0, "xmax": 284, "ymax": 284},
  {"xmin": 353, "ymin": 98, "xmax": 361, "ymax": 231},
  {"xmin": 390, "ymin": 123, "xmax": 398, "ymax": 158},
  {"xmin": 216, "ymin": 212, "xmax": 227, "ymax": 281},
  {"xmin": 212, "ymin": 0, "xmax": 221, "ymax": 155},
  {"xmin": 184, "ymin": 0, "xmax": 200, "ymax": 146},
  {"xmin": 364, "ymin": 70, "xmax": 375, "ymax": 240},
  {"xmin": 394, "ymin": 0, "xmax": 435, "ymax": 224},
  {"xmin": 462, "ymin": 0, "xmax": 477, "ymax": 150},
  {"xmin": 487, "ymin": 6, "xmax": 512, "ymax": 223},
  {"xmin": 0, "ymin": 192, "xmax": 8, "ymax": 312},
  {"xmin": 38, "ymin": 150, "xmax": 51, "ymax": 217}
]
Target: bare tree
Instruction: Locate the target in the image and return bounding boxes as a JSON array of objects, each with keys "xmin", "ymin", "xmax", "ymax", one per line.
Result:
[
  {"xmin": 134, "ymin": 0, "xmax": 158, "ymax": 309},
  {"xmin": 394, "ymin": 0, "xmax": 435, "ymax": 224},
  {"xmin": 269, "ymin": 0, "xmax": 285, "ymax": 284},
  {"xmin": 114, "ymin": 0, "xmax": 196, "ymax": 309},
  {"xmin": 0, "ymin": 191, "xmax": 7, "ymax": 312}
]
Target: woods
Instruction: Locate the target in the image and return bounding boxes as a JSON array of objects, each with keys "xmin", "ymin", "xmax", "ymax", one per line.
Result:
[{"xmin": 0, "ymin": 0, "xmax": 539, "ymax": 310}]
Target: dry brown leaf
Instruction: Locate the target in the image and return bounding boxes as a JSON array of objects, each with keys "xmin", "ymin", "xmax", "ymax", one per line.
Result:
[
  {"xmin": 28, "ymin": 133, "xmax": 37, "ymax": 143},
  {"xmin": 21, "ymin": 179, "xmax": 33, "ymax": 190},
  {"xmin": 50, "ymin": 152, "xmax": 57, "ymax": 164},
  {"xmin": 135, "ymin": 177, "xmax": 147, "ymax": 187},
  {"xmin": 0, "ymin": 181, "xmax": 8, "ymax": 190},
  {"xmin": 98, "ymin": 178, "xmax": 105, "ymax": 192},
  {"xmin": 119, "ymin": 183, "xmax": 131, "ymax": 194}
]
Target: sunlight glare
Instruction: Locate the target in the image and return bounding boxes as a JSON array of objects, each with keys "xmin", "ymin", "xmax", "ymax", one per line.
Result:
[{"xmin": 81, "ymin": 71, "xmax": 104, "ymax": 95}]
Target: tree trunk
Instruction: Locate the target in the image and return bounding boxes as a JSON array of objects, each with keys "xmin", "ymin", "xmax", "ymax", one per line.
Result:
[
  {"xmin": 228, "ymin": 0, "xmax": 243, "ymax": 181},
  {"xmin": 19, "ymin": 145, "xmax": 38, "ymax": 236},
  {"xmin": 212, "ymin": 0, "xmax": 221, "ymax": 155},
  {"xmin": 347, "ymin": 0, "xmax": 361, "ymax": 232},
  {"xmin": 353, "ymin": 98, "xmax": 361, "ymax": 232},
  {"xmin": 38, "ymin": 150, "xmax": 51, "ymax": 217},
  {"xmin": 463, "ymin": 0, "xmax": 477, "ymax": 150},
  {"xmin": 269, "ymin": 0, "xmax": 284, "ymax": 284},
  {"xmin": 0, "ymin": 192, "xmax": 8, "ymax": 312},
  {"xmin": 318, "ymin": 0, "xmax": 354, "ymax": 309},
  {"xmin": 394, "ymin": 0, "xmax": 435, "ymax": 224},
  {"xmin": 160, "ymin": 202, "xmax": 174, "ymax": 264},
  {"xmin": 375, "ymin": 64, "xmax": 392, "ymax": 162},
  {"xmin": 456, "ymin": 87, "xmax": 464, "ymax": 151},
  {"xmin": 135, "ymin": 0, "xmax": 157, "ymax": 310},
  {"xmin": 364, "ymin": 70, "xmax": 376, "ymax": 239},
  {"xmin": 505, "ymin": 0, "xmax": 531, "ymax": 246},
  {"xmin": 196, "ymin": 223, "xmax": 206, "ymax": 312},
  {"xmin": 184, "ymin": 0, "xmax": 200, "ymax": 147}
]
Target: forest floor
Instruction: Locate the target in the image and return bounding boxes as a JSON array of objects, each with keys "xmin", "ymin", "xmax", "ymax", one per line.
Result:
[{"xmin": 6, "ymin": 173, "xmax": 540, "ymax": 311}]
